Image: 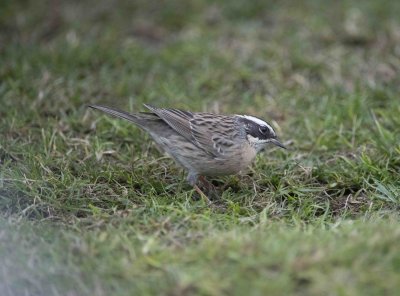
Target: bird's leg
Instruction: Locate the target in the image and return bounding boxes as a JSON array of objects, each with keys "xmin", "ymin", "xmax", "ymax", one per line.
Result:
[
  {"xmin": 193, "ymin": 184, "xmax": 211, "ymax": 204},
  {"xmin": 187, "ymin": 173, "xmax": 211, "ymax": 204},
  {"xmin": 198, "ymin": 176, "xmax": 216, "ymax": 192},
  {"xmin": 197, "ymin": 176, "xmax": 220, "ymax": 200}
]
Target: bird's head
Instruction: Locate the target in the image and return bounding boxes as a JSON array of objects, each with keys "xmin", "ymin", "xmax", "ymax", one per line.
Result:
[{"xmin": 237, "ymin": 115, "xmax": 286, "ymax": 152}]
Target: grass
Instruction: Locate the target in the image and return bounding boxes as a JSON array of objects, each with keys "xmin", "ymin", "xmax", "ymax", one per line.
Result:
[{"xmin": 1, "ymin": 0, "xmax": 400, "ymax": 295}]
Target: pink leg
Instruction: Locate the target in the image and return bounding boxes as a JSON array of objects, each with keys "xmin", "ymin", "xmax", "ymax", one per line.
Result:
[
  {"xmin": 198, "ymin": 176, "xmax": 214, "ymax": 191},
  {"xmin": 194, "ymin": 184, "xmax": 211, "ymax": 204}
]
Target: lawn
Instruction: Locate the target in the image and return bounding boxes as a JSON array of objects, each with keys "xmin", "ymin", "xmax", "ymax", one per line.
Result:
[{"xmin": 1, "ymin": 0, "xmax": 400, "ymax": 295}]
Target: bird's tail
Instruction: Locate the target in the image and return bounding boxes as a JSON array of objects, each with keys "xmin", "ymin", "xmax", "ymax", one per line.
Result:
[{"xmin": 88, "ymin": 105, "xmax": 158, "ymax": 127}]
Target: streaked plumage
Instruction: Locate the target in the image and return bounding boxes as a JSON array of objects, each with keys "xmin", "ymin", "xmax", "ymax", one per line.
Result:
[{"xmin": 89, "ymin": 104, "xmax": 285, "ymax": 196}]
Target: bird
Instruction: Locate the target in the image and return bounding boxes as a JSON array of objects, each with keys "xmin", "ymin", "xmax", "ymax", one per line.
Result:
[{"xmin": 88, "ymin": 104, "xmax": 286, "ymax": 199}]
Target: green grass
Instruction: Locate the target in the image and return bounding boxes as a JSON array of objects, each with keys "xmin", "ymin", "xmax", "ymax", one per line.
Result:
[{"xmin": 1, "ymin": 0, "xmax": 400, "ymax": 295}]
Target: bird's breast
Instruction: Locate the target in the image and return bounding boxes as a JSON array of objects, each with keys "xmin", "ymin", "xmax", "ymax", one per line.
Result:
[{"xmin": 236, "ymin": 142, "xmax": 258, "ymax": 170}]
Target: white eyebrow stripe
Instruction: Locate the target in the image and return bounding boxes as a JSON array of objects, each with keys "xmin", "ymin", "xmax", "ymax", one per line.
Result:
[
  {"xmin": 237, "ymin": 115, "xmax": 266, "ymax": 126},
  {"xmin": 237, "ymin": 115, "xmax": 275, "ymax": 134}
]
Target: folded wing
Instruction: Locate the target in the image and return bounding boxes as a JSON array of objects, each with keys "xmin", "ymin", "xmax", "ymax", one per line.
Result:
[{"xmin": 144, "ymin": 104, "xmax": 236, "ymax": 157}]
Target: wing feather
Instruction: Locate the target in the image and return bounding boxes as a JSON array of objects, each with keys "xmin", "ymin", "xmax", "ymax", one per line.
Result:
[
  {"xmin": 144, "ymin": 104, "xmax": 194, "ymax": 141},
  {"xmin": 144, "ymin": 104, "xmax": 236, "ymax": 157}
]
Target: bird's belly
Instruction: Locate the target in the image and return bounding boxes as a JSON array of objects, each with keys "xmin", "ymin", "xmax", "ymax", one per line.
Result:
[
  {"xmin": 190, "ymin": 145, "xmax": 257, "ymax": 176},
  {"xmin": 153, "ymin": 134, "xmax": 257, "ymax": 177}
]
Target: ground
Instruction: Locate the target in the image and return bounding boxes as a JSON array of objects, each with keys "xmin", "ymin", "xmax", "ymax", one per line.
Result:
[{"xmin": 1, "ymin": 0, "xmax": 400, "ymax": 295}]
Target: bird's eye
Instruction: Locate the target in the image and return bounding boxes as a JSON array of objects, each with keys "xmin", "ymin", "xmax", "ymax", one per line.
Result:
[{"xmin": 259, "ymin": 126, "xmax": 269, "ymax": 134}]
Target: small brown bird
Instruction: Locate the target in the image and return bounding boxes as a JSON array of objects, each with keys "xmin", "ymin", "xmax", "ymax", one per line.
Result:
[{"xmin": 89, "ymin": 104, "xmax": 286, "ymax": 198}]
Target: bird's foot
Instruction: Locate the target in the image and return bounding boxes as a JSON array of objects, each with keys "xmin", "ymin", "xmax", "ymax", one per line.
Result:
[
  {"xmin": 188, "ymin": 173, "xmax": 218, "ymax": 202},
  {"xmin": 198, "ymin": 176, "xmax": 219, "ymax": 200},
  {"xmin": 193, "ymin": 185, "xmax": 212, "ymax": 204}
]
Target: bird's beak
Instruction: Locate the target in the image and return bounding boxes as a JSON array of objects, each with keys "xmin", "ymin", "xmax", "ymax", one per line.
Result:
[{"xmin": 270, "ymin": 138, "xmax": 286, "ymax": 149}]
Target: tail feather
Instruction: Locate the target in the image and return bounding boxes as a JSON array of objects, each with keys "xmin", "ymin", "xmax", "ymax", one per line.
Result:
[
  {"xmin": 88, "ymin": 105, "xmax": 144, "ymax": 123},
  {"xmin": 88, "ymin": 105, "xmax": 159, "ymax": 125}
]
